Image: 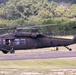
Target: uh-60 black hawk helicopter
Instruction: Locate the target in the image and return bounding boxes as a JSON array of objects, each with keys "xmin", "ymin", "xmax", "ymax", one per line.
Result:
[{"xmin": 0, "ymin": 24, "xmax": 76, "ymax": 54}]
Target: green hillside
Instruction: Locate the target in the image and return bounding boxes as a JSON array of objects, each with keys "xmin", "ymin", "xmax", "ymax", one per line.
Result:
[
  {"xmin": 0, "ymin": 0, "xmax": 76, "ymax": 35},
  {"xmin": 1, "ymin": 0, "xmax": 76, "ymax": 4}
]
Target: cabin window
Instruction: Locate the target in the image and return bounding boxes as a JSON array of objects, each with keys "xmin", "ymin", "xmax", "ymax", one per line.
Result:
[
  {"xmin": 14, "ymin": 39, "xmax": 20, "ymax": 45},
  {"xmin": 6, "ymin": 39, "xmax": 11, "ymax": 45},
  {"xmin": 20, "ymin": 39, "xmax": 26, "ymax": 44},
  {"xmin": 0, "ymin": 39, "xmax": 1, "ymax": 44},
  {"xmin": 3, "ymin": 40, "xmax": 5, "ymax": 45}
]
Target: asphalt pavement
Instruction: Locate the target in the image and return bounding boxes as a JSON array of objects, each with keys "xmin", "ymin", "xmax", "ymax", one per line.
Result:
[{"xmin": 0, "ymin": 51, "xmax": 76, "ymax": 60}]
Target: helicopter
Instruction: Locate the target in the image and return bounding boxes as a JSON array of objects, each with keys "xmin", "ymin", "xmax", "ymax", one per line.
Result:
[{"xmin": 0, "ymin": 25, "xmax": 76, "ymax": 54}]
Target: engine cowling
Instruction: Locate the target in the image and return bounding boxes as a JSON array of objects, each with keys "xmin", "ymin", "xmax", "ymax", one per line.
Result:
[
  {"xmin": 14, "ymin": 32, "xmax": 38, "ymax": 38},
  {"xmin": 30, "ymin": 33, "xmax": 37, "ymax": 38},
  {"xmin": 14, "ymin": 32, "xmax": 45, "ymax": 38}
]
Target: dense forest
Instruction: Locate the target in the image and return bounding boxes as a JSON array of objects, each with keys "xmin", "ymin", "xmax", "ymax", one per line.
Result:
[
  {"xmin": 0, "ymin": 0, "xmax": 76, "ymax": 35},
  {"xmin": 1, "ymin": 0, "xmax": 76, "ymax": 4}
]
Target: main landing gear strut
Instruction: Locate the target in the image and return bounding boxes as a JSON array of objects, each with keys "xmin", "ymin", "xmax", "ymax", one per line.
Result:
[
  {"xmin": 9, "ymin": 47, "xmax": 15, "ymax": 54},
  {"xmin": 1, "ymin": 46, "xmax": 15, "ymax": 54}
]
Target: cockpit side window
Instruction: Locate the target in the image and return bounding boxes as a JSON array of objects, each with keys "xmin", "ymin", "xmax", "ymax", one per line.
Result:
[
  {"xmin": 20, "ymin": 39, "xmax": 26, "ymax": 44},
  {"xmin": 14, "ymin": 39, "xmax": 20, "ymax": 45}
]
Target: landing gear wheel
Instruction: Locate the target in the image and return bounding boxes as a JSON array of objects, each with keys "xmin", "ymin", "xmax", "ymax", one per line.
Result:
[
  {"xmin": 56, "ymin": 47, "xmax": 58, "ymax": 51},
  {"xmin": 69, "ymin": 49, "xmax": 72, "ymax": 51},
  {"xmin": 2, "ymin": 51, "xmax": 8, "ymax": 54},
  {"xmin": 10, "ymin": 50, "xmax": 15, "ymax": 54}
]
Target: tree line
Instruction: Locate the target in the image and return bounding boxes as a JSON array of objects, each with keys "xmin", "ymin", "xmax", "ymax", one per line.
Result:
[{"xmin": 0, "ymin": 0, "xmax": 76, "ymax": 35}]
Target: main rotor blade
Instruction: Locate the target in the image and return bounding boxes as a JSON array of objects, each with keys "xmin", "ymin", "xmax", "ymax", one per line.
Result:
[
  {"xmin": 0, "ymin": 24, "xmax": 60, "ymax": 30},
  {"xmin": 0, "ymin": 28, "xmax": 9, "ymax": 30},
  {"xmin": 0, "ymin": 27, "xmax": 16, "ymax": 30},
  {"xmin": 31, "ymin": 24, "xmax": 59, "ymax": 27},
  {"xmin": 16, "ymin": 24, "xmax": 60, "ymax": 29}
]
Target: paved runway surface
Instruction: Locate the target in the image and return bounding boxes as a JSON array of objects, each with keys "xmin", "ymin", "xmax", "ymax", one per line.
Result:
[{"xmin": 0, "ymin": 51, "xmax": 76, "ymax": 60}]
